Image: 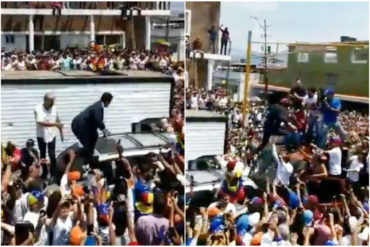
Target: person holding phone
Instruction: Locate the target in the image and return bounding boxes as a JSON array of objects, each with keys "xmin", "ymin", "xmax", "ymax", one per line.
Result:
[{"xmin": 45, "ymin": 199, "xmax": 82, "ymax": 245}]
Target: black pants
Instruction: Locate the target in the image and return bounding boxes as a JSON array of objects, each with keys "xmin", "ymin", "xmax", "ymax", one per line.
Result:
[
  {"xmin": 120, "ymin": 7, "xmax": 141, "ymax": 20},
  {"xmin": 256, "ymin": 127, "xmax": 286, "ymax": 154},
  {"xmin": 220, "ymin": 40, "xmax": 228, "ymax": 55},
  {"xmin": 52, "ymin": 7, "xmax": 61, "ymax": 16},
  {"xmin": 72, "ymin": 122, "xmax": 98, "ymax": 169},
  {"xmin": 37, "ymin": 137, "xmax": 56, "ymax": 179}
]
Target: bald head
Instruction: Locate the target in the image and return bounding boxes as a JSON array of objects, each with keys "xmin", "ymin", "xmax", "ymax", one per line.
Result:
[{"xmin": 43, "ymin": 93, "xmax": 55, "ymax": 110}]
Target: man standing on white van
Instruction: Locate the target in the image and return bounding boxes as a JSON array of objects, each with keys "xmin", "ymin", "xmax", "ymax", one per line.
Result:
[{"xmin": 34, "ymin": 92, "xmax": 63, "ymax": 181}]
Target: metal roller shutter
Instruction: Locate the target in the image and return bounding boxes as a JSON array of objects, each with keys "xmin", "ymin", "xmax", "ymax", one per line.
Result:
[
  {"xmin": 2, "ymin": 82, "xmax": 171, "ymax": 155},
  {"xmin": 185, "ymin": 121, "xmax": 226, "ymax": 163}
]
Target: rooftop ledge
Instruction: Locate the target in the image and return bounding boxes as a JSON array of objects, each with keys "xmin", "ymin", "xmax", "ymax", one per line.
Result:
[
  {"xmin": 1, "ymin": 8, "xmax": 171, "ymax": 17},
  {"xmin": 188, "ymin": 51, "xmax": 231, "ymax": 62}
]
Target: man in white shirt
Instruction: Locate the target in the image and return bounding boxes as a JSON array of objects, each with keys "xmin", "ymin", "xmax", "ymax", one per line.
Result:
[
  {"xmin": 271, "ymin": 142, "xmax": 293, "ymax": 186},
  {"xmin": 303, "ymin": 88, "xmax": 319, "ymax": 141},
  {"xmin": 34, "ymin": 93, "xmax": 63, "ymax": 180},
  {"xmin": 344, "ymin": 154, "xmax": 365, "ymax": 183},
  {"xmin": 323, "ymin": 138, "xmax": 342, "ymax": 177},
  {"xmin": 208, "ymin": 194, "xmax": 237, "ymax": 218}
]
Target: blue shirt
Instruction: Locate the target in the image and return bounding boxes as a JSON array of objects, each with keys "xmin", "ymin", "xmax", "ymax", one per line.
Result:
[
  {"xmin": 61, "ymin": 57, "xmax": 72, "ymax": 70},
  {"xmin": 322, "ymin": 98, "xmax": 341, "ymax": 124}
]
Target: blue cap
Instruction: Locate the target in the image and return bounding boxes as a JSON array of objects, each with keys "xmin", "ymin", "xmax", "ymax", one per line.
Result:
[
  {"xmin": 303, "ymin": 210, "xmax": 313, "ymax": 226},
  {"xmin": 236, "ymin": 214, "xmax": 249, "ymax": 235},
  {"xmin": 288, "ymin": 191, "xmax": 299, "ymax": 209},
  {"xmin": 325, "ymin": 88, "xmax": 334, "ymax": 96},
  {"xmin": 135, "ymin": 180, "xmax": 150, "ymax": 194},
  {"xmin": 209, "ymin": 216, "xmax": 225, "ymax": 233},
  {"xmin": 98, "ymin": 203, "xmax": 109, "ymax": 216},
  {"xmin": 324, "ymin": 240, "xmax": 337, "ymax": 245},
  {"xmin": 31, "ymin": 190, "xmax": 44, "ymax": 201},
  {"xmin": 84, "ymin": 236, "xmax": 96, "ymax": 245}
]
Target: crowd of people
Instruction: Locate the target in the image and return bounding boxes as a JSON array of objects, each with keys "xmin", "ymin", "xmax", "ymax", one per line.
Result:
[
  {"xmin": 1, "ymin": 62, "xmax": 185, "ymax": 245},
  {"xmin": 1, "ymin": 47, "xmax": 175, "ymax": 74},
  {"xmin": 186, "ymin": 80, "xmax": 369, "ymax": 245}
]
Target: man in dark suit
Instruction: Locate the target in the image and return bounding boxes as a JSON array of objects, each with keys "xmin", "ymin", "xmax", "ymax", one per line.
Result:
[{"xmin": 72, "ymin": 92, "xmax": 113, "ymax": 167}]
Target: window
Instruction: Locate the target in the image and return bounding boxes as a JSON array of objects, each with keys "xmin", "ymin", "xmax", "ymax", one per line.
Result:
[
  {"xmin": 185, "ymin": 9, "xmax": 191, "ymax": 36},
  {"xmin": 351, "ymin": 47, "xmax": 368, "ymax": 64},
  {"xmin": 297, "ymin": 53, "xmax": 309, "ymax": 63},
  {"xmin": 5, "ymin": 35, "xmax": 15, "ymax": 44},
  {"xmin": 324, "ymin": 47, "xmax": 337, "ymax": 63}
]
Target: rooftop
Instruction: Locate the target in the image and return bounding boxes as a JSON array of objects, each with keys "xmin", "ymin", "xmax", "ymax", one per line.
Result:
[
  {"xmin": 1, "ymin": 70, "xmax": 172, "ymax": 81},
  {"xmin": 186, "ymin": 110, "xmax": 226, "ymax": 119},
  {"xmin": 1, "ymin": 8, "xmax": 170, "ymax": 17}
]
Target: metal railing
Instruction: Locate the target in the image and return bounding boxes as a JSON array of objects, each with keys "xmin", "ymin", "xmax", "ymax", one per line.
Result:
[{"xmin": 1, "ymin": 2, "xmax": 171, "ymax": 10}]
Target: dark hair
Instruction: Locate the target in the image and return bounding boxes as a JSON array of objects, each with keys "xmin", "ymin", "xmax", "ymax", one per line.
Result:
[
  {"xmin": 101, "ymin": 92, "xmax": 113, "ymax": 103},
  {"xmin": 153, "ymin": 193, "xmax": 167, "ymax": 215}
]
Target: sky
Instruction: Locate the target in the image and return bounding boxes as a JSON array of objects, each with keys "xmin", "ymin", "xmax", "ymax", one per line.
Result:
[{"xmin": 220, "ymin": 1, "xmax": 369, "ymax": 56}]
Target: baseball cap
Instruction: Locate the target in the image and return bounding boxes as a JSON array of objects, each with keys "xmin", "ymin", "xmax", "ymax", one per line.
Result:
[
  {"xmin": 250, "ymin": 196, "xmax": 263, "ymax": 205},
  {"xmin": 72, "ymin": 184, "xmax": 84, "ymax": 198},
  {"xmin": 28, "ymin": 190, "xmax": 44, "ymax": 206},
  {"xmin": 324, "ymin": 240, "xmax": 338, "ymax": 245},
  {"xmin": 303, "ymin": 210, "xmax": 313, "ymax": 226},
  {"xmin": 209, "ymin": 216, "xmax": 225, "ymax": 233},
  {"xmin": 250, "ymin": 231, "xmax": 263, "ymax": 245},
  {"xmin": 69, "ymin": 225, "xmax": 84, "ymax": 245},
  {"xmin": 68, "ymin": 171, "xmax": 81, "ymax": 181},
  {"xmin": 227, "ymin": 159, "xmax": 237, "ymax": 171},
  {"xmin": 207, "ymin": 207, "xmax": 221, "ymax": 219},
  {"xmin": 26, "ymin": 139, "xmax": 35, "ymax": 148},
  {"xmin": 236, "ymin": 214, "xmax": 249, "ymax": 235},
  {"xmin": 288, "ymin": 191, "xmax": 299, "ymax": 209},
  {"xmin": 325, "ymin": 88, "xmax": 334, "ymax": 96}
]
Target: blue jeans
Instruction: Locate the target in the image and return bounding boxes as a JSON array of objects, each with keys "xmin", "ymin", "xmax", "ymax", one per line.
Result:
[{"xmin": 306, "ymin": 115, "xmax": 320, "ymax": 144}]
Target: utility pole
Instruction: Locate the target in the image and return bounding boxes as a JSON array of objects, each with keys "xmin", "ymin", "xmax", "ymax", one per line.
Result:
[
  {"xmin": 263, "ymin": 19, "xmax": 268, "ymax": 96},
  {"xmin": 225, "ymin": 41, "xmax": 232, "ymax": 93},
  {"xmin": 250, "ymin": 16, "xmax": 270, "ymax": 98},
  {"xmin": 165, "ymin": 17, "xmax": 170, "ymax": 42},
  {"xmin": 242, "ymin": 31, "xmax": 252, "ymax": 126}
]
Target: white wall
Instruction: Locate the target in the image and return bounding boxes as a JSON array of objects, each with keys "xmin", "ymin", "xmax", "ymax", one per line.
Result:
[
  {"xmin": 185, "ymin": 121, "xmax": 226, "ymax": 163},
  {"xmin": 1, "ymin": 35, "xmax": 27, "ymax": 51},
  {"xmin": 60, "ymin": 34, "xmax": 90, "ymax": 49}
]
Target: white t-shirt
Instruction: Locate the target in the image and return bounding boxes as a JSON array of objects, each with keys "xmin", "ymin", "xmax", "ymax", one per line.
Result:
[
  {"xmin": 302, "ymin": 94, "xmax": 318, "ymax": 107},
  {"xmin": 208, "ymin": 202, "xmax": 236, "ymax": 218},
  {"xmin": 34, "ymin": 103, "xmax": 60, "ymax": 143},
  {"xmin": 272, "ymin": 144, "xmax": 293, "ymax": 186},
  {"xmin": 2, "ymin": 63, "xmax": 12, "ymax": 71},
  {"xmin": 232, "ymin": 112, "xmax": 242, "ymax": 124},
  {"xmin": 346, "ymin": 155, "xmax": 364, "ymax": 182},
  {"xmin": 60, "ymin": 174, "xmax": 71, "ymax": 196},
  {"xmin": 23, "ymin": 211, "xmax": 39, "ymax": 228},
  {"xmin": 219, "ymin": 97, "xmax": 228, "ymax": 108},
  {"xmin": 116, "ymin": 58, "xmax": 125, "ymax": 70},
  {"xmin": 190, "ymin": 96, "xmax": 198, "ymax": 109},
  {"xmin": 52, "ymin": 215, "xmax": 73, "ymax": 245},
  {"xmin": 327, "ymin": 147, "xmax": 342, "ymax": 176},
  {"xmin": 17, "ymin": 60, "xmax": 26, "ymax": 71},
  {"xmin": 261, "ymin": 232, "xmax": 274, "ymax": 245}
]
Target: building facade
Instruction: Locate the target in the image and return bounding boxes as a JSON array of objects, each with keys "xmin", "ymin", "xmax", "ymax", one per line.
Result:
[
  {"xmin": 1, "ymin": 2, "xmax": 171, "ymax": 52},
  {"xmin": 268, "ymin": 41, "xmax": 369, "ymax": 99},
  {"xmin": 185, "ymin": 2, "xmax": 231, "ymax": 90}
]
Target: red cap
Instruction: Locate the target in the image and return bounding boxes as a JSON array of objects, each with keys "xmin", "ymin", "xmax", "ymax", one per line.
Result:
[{"xmin": 227, "ymin": 160, "xmax": 237, "ymax": 171}]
